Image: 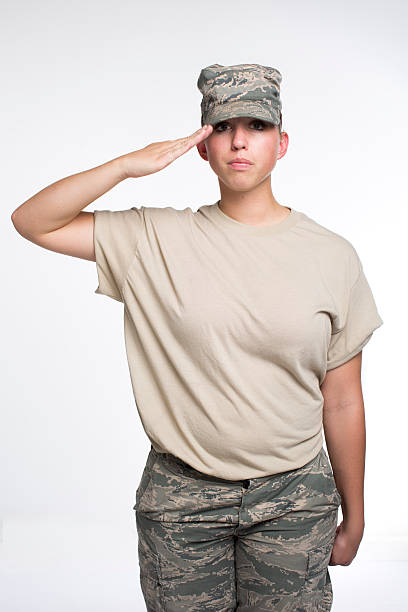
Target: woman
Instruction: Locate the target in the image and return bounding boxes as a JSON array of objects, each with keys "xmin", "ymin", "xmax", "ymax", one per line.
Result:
[{"xmin": 11, "ymin": 63, "xmax": 383, "ymax": 611}]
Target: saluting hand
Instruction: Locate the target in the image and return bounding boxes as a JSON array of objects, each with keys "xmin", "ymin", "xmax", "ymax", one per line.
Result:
[{"xmin": 120, "ymin": 125, "xmax": 213, "ymax": 179}]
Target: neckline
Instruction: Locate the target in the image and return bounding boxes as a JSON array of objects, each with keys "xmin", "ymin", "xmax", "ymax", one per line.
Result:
[{"xmin": 211, "ymin": 200, "xmax": 301, "ymax": 236}]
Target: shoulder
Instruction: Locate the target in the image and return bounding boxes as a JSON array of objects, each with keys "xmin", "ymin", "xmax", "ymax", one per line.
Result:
[
  {"xmin": 137, "ymin": 204, "xmax": 197, "ymax": 238},
  {"xmin": 135, "ymin": 204, "xmax": 194, "ymax": 223},
  {"xmin": 95, "ymin": 204, "xmax": 195, "ymax": 231},
  {"xmin": 296, "ymin": 210, "xmax": 362, "ymax": 285}
]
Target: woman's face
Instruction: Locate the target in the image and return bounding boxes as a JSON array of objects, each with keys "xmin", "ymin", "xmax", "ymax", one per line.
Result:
[{"xmin": 196, "ymin": 116, "xmax": 288, "ymax": 191}]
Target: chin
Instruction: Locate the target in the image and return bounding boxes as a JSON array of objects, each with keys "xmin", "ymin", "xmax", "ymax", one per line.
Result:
[{"xmin": 220, "ymin": 181, "xmax": 259, "ymax": 192}]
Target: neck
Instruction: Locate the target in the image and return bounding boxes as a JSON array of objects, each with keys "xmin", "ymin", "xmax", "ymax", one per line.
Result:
[{"xmin": 217, "ymin": 185, "xmax": 290, "ymax": 226}]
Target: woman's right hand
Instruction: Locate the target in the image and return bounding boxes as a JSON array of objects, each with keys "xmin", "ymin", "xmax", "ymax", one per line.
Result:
[{"xmin": 120, "ymin": 124, "xmax": 213, "ymax": 179}]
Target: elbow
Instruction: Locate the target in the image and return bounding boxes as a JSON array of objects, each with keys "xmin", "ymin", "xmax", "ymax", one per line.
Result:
[
  {"xmin": 11, "ymin": 210, "xmax": 23, "ymax": 234},
  {"xmin": 11, "ymin": 209, "xmax": 30, "ymax": 238},
  {"xmin": 11, "ymin": 210, "xmax": 20, "ymax": 232}
]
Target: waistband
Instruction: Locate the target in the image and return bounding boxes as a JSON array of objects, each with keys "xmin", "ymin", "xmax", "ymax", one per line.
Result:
[{"xmin": 149, "ymin": 444, "xmax": 326, "ymax": 485}]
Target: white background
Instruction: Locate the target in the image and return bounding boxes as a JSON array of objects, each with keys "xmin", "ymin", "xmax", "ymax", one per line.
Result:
[{"xmin": 2, "ymin": 0, "xmax": 407, "ymax": 609}]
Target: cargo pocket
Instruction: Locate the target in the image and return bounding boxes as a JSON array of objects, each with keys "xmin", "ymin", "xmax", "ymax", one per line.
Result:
[
  {"xmin": 301, "ymin": 541, "xmax": 334, "ymax": 611},
  {"xmin": 138, "ymin": 539, "xmax": 165, "ymax": 611}
]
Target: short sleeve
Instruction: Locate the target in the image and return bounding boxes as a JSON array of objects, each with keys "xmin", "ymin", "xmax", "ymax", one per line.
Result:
[
  {"xmin": 93, "ymin": 206, "xmax": 144, "ymax": 302},
  {"xmin": 326, "ymin": 259, "xmax": 384, "ymax": 371}
]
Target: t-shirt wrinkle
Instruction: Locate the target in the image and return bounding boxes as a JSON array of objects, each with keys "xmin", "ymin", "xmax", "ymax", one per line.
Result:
[
  {"xmin": 93, "ymin": 201, "xmax": 383, "ymax": 480},
  {"xmin": 118, "ymin": 206, "xmax": 148, "ymax": 300}
]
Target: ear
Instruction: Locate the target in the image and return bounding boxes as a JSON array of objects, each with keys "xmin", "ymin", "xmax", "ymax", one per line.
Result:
[
  {"xmin": 196, "ymin": 141, "xmax": 209, "ymax": 161},
  {"xmin": 277, "ymin": 131, "xmax": 289, "ymax": 160}
]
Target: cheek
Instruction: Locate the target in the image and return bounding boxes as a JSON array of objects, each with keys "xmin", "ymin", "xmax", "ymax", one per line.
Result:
[
  {"xmin": 205, "ymin": 140, "xmax": 219, "ymax": 159},
  {"xmin": 206, "ymin": 145, "xmax": 224, "ymax": 171},
  {"xmin": 257, "ymin": 138, "xmax": 278, "ymax": 159},
  {"xmin": 258, "ymin": 148, "xmax": 279, "ymax": 171}
]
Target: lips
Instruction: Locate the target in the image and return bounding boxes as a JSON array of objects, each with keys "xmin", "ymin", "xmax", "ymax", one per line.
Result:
[
  {"xmin": 228, "ymin": 159, "xmax": 253, "ymax": 170},
  {"xmin": 229, "ymin": 158, "xmax": 253, "ymax": 164}
]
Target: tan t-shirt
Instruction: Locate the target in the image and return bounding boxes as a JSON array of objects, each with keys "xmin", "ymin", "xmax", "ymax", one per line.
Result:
[{"xmin": 93, "ymin": 202, "xmax": 383, "ymax": 480}]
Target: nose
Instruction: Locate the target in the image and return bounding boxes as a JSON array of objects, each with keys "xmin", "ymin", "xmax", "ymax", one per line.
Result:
[{"xmin": 231, "ymin": 125, "xmax": 248, "ymax": 150}]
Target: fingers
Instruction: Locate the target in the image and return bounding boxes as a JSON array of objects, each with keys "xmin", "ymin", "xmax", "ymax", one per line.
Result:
[
  {"xmin": 154, "ymin": 125, "xmax": 212, "ymax": 167},
  {"xmin": 170, "ymin": 125, "xmax": 212, "ymax": 154},
  {"xmin": 191, "ymin": 125, "xmax": 212, "ymax": 138},
  {"xmin": 179, "ymin": 125, "xmax": 212, "ymax": 145},
  {"xmin": 129, "ymin": 125, "xmax": 212, "ymax": 176}
]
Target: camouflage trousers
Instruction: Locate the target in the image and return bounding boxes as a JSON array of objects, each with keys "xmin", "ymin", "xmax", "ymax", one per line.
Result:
[{"xmin": 133, "ymin": 445, "xmax": 342, "ymax": 611}]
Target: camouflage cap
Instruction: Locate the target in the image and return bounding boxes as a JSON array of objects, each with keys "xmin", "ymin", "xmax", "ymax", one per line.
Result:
[{"xmin": 197, "ymin": 63, "xmax": 282, "ymax": 128}]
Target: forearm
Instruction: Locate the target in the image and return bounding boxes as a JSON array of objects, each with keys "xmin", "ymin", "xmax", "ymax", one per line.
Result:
[
  {"xmin": 11, "ymin": 154, "xmax": 128, "ymax": 235},
  {"xmin": 323, "ymin": 401, "xmax": 366, "ymax": 529}
]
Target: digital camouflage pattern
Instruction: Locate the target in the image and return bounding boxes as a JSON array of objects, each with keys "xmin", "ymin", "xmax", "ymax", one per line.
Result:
[
  {"xmin": 197, "ymin": 63, "xmax": 282, "ymax": 128},
  {"xmin": 133, "ymin": 445, "xmax": 342, "ymax": 611}
]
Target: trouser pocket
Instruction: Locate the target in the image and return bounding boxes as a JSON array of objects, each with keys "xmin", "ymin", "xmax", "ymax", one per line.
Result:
[{"xmin": 300, "ymin": 540, "xmax": 335, "ymax": 611}]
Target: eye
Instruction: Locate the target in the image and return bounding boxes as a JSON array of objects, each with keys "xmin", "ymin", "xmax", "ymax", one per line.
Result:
[
  {"xmin": 214, "ymin": 119, "xmax": 267, "ymax": 132},
  {"xmin": 214, "ymin": 121, "xmax": 230, "ymax": 132},
  {"xmin": 251, "ymin": 119, "xmax": 266, "ymax": 130}
]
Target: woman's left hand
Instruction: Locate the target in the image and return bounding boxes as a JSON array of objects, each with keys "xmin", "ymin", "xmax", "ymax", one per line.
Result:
[{"xmin": 328, "ymin": 520, "xmax": 364, "ymax": 566}]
